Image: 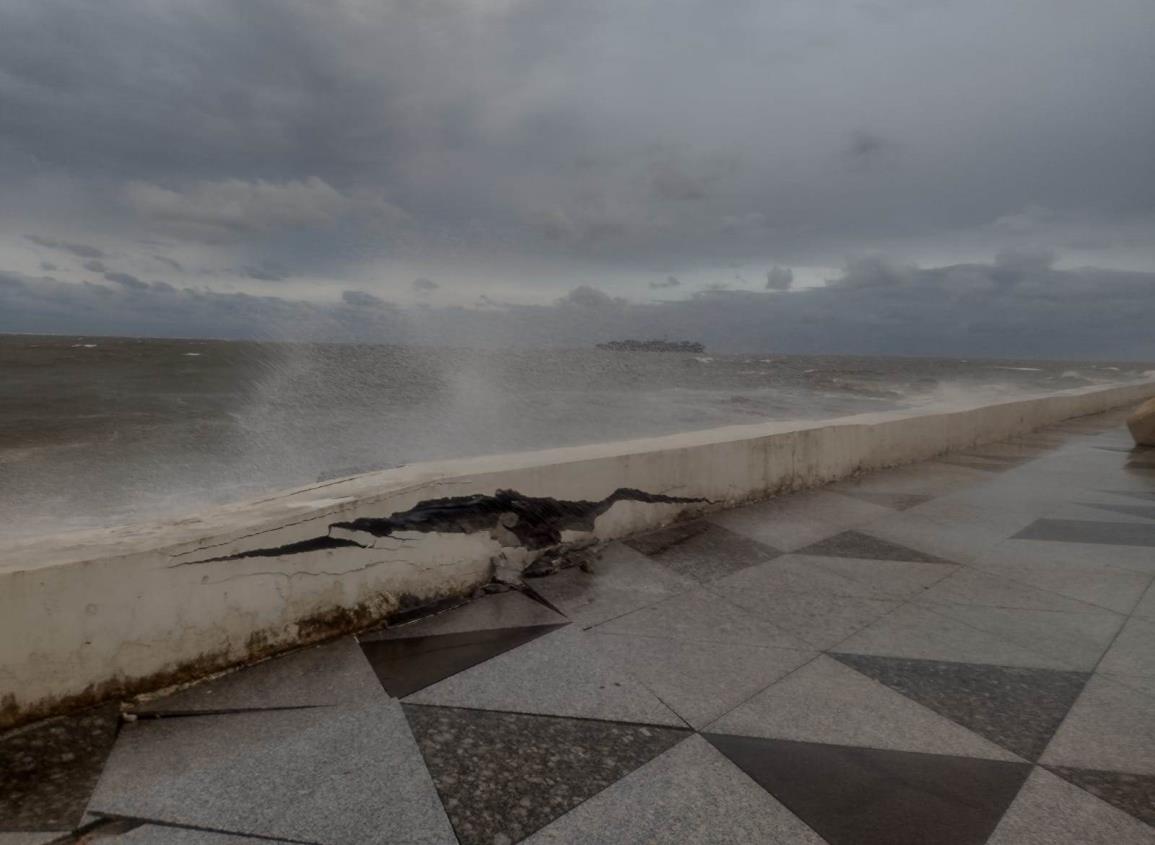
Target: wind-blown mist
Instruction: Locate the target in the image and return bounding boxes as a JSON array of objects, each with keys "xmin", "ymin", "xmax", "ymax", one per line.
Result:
[{"xmin": 2, "ymin": 333, "xmax": 1152, "ymax": 539}]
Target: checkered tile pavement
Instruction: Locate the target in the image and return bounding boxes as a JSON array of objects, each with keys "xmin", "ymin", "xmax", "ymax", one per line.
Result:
[{"xmin": 4, "ymin": 408, "xmax": 1154, "ymax": 844}]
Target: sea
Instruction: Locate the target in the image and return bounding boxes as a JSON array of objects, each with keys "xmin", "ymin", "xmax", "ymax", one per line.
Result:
[{"xmin": 2, "ymin": 333, "xmax": 1151, "ymax": 540}]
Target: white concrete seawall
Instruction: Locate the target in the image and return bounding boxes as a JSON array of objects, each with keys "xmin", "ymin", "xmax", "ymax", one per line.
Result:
[{"xmin": 3, "ymin": 380, "xmax": 1154, "ymax": 728}]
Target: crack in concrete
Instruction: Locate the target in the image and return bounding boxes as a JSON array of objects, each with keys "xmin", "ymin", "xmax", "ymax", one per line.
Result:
[{"xmin": 177, "ymin": 487, "xmax": 708, "ymax": 566}]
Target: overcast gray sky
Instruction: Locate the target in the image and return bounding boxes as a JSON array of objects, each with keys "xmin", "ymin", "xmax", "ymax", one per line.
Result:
[{"xmin": 2, "ymin": 0, "xmax": 1154, "ymax": 356}]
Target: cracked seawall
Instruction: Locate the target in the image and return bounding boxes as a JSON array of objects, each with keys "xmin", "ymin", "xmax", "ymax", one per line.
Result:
[{"xmin": 1, "ymin": 379, "xmax": 1153, "ymax": 728}]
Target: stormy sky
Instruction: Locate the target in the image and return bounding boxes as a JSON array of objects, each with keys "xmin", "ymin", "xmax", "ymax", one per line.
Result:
[{"xmin": 2, "ymin": 0, "xmax": 1154, "ymax": 356}]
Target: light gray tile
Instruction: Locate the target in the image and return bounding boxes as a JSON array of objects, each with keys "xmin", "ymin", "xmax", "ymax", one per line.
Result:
[
  {"xmin": 0, "ymin": 835, "xmax": 60, "ymax": 845},
  {"xmin": 986, "ymin": 767, "xmax": 1155, "ymax": 845},
  {"xmin": 1097, "ymin": 616, "xmax": 1155, "ymax": 677},
  {"xmin": 522, "ymin": 735, "xmax": 825, "ymax": 845},
  {"xmin": 591, "ymin": 588, "xmax": 807, "ymax": 649},
  {"xmin": 360, "ymin": 590, "xmax": 565, "ymax": 641},
  {"xmin": 917, "ymin": 569, "xmax": 1121, "ymax": 615},
  {"xmin": 590, "ymin": 632, "xmax": 814, "ymax": 729},
  {"xmin": 529, "ymin": 542, "xmax": 695, "ymax": 627},
  {"xmin": 972, "ymin": 553, "xmax": 1152, "ymax": 615},
  {"xmin": 134, "ymin": 637, "xmax": 384, "ymax": 714},
  {"xmin": 836, "ymin": 603, "xmax": 1072, "ymax": 669},
  {"xmin": 925, "ymin": 603, "xmax": 1124, "ymax": 671},
  {"xmin": 404, "ymin": 627, "xmax": 684, "ymax": 726},
  {"xmin": 110, "ymin": 825, "xmax": 299, "ymax": 844},
  {"xmin": 88, "ymin": 701, "xmax": 456, "ymax": 845},
  {"xmin": 1132, "ymin": 583, "xmax": 1155, "ymax": 620},
  {"xmin": 710, "ymin": 572, "xmax": 900, "ymax": 650},
  {"xmin": 707, "ymin": 656, "xmax": 1018, "ymax": 760},
  {"xmin": 864, "ymin": 511, "xmax": 1017, "ymax": 564},
  {"xmin": 707, "ymin": 491, "xmax": 890, "ymax": 553},
  {"xmin": 828, "ymin": 461, "xmax": 990, "ymax": 499},
  {"xmin": 732, "ymin": 553, "xmax": 954, "ymax": 601},
  {"xmin": 1042, "ymin": 675, "xmax": 1155, "ymax": 773}
]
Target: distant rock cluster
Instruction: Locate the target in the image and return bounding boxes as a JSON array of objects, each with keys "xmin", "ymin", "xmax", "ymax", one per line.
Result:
[{"xmin": 596, "ymin": 339, "xmax": 705, "ymax": 353}]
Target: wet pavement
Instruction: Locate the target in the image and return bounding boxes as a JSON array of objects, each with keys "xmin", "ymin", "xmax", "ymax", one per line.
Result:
[{"xmin": 3, "ymin": 407, "xmax": 1154, "ymax": 844}]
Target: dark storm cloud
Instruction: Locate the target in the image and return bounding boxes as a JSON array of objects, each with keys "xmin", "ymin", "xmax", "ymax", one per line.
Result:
[
  {"xmin": 152, "ymin": 255, "xmax": 184, "ymax": 272},
  {"xmin": 103, "ymin": 271, "xmax": 149, "ymax": 290},
  {"xmin": 846, "ymin": 131, "xmax": 889, "ymax": 163},
  {"xmin": 412, "ymin": 278, "xmax": 438, "ymax": 294},
  {"xmin": 650, "ymin": 276, "xmax": 681, "ymax": 289},
  {"xmin": 2, "ymin": 1, "xmax": 1154, "ymax": 348},
  {"xmin": 240, "ymin": 262, "xmax": 289, "ymax": 282},
  {"xmin": 342, "ymin": 289, "xmax": 389, "ymax": 308},
  {"xmin": 25, "ymin": 235, "xmax": 105, "ymax": 259},
  {"xmin": 83, "ymin": 259, "xmax": 109, "ymax": 274},
  {"xmin": 765, "ymin": 266, "xmax": 793, "ymax": 291}
]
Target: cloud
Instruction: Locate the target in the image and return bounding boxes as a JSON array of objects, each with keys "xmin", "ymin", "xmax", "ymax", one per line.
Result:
[
  {"xmin": 152, "ymin": 255, "xmax": 184, "ymax": 272},
  {"xmin": 341, "ymin": 289, "xmax": 389, "ymax": 308},
  {"xmin": 123, "ymin": 177, "xmax": 406, "ymax": 240},
  {"xmin": 412, "ymin": 277, "xmax": 438, "ymax": 294},
  {"xmin": 39, "ymin": 261, "xmax": 57, "ymax": 272},
  {"xmin": 83, "ymin": 259, "xmax": 109, "ymax": 274},
  {"xmin": 765, "ymin": 266, "xmax": 793, "ymax": 291},
  {"xmin": 845, "ymin": 130, "xmax": 889, "ymax": 163},
  {"xmin": 650, "ymin": 275, "xmax": 681, "ymax": 289},
  {"xmin": 1, "ymin": 1, "xmax": 1153, "ymax": 322},
  {"xmin": 557, "ymin": 285, "xmax": 626, "ymax": 309},
  {"xmin": 103, "ymin": 271, "xmax": 149, "ymax": 290},
  {"xmin": 25, "ymin": 235, "xmax": 105, "ymax": 259},
  {"xmin": 240, "ymin": 262, "xmax": 289, "ymax": 282},
  {"xmin": 831, "ymin": 256, "xmax": 917, "ymax": 289}
]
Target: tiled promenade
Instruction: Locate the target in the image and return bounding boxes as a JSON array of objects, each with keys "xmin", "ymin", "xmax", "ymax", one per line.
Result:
[{"xmin": 3, "ymin": 407, "xmax": 1155, "ymax": 844}]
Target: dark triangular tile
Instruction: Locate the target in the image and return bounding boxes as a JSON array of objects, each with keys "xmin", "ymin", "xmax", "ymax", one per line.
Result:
[
  {"xmin": 0, "ymin": 703, "xmax": 120, "ymax": 830},
  {"xmin": 626, "ymin": 521, "xmax": 782, "ymax": 583},
  {"xmin": 1012, "ymin": 519, "xmax": 1155, "ymax": 547},
  {"xmin": 360, "ymin": 623, "xmax": 565, "ymax": 698},
  {"xmin": 795, "ymin": 530, "xmax": 952, "ymax": 563},
  {"xmin": 705, "ymin": 734, "xmax": 1030, "ymax": 845},
  {"xmin": 404, "ymin": 704, "xmax": 688, "ymax": 845},
  {"xmin": 831, "ymin": 653, "xmax": 1089, "ymax": 760},
  {"xmin": 1078, "ymin": 502, "xmax": 1155, "ymax": 522},
  {"xmin": 838, "ymin": 491, "xmax": 934, "ymax": 511},
  {"xmin": 1049, "ymin": 766, "xmax": 1155, "ymax": 828},
  {"xmin": 1099, "ymin": 490, "xmax": 1155, "ymax": 503}
]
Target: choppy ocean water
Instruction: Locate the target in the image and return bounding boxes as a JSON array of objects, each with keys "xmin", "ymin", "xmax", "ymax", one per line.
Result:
[{"xmin": 2, "ymin": 334, "xmax": 1151, "ymax": 539}]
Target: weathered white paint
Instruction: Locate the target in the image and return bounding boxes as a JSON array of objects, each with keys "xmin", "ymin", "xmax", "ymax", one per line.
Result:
[{"xmin": 2, "ymin": 380, "xmax": 1153, "ymax": 727}]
